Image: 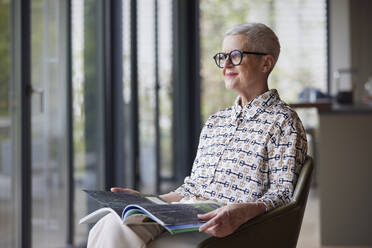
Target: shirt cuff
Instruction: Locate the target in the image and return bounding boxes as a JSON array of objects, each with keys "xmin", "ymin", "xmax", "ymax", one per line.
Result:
[
  {"xmin": 174, "ymin": 185, "xmax": 187, "ymax": 198},
  {"xmin": 256, "ymin": 198, "xmax": 274, "ymax": 212}
]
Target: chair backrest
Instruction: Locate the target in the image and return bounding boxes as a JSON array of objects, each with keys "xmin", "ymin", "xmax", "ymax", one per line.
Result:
[
  {"xmin": 293, "ymin": 155, "xmax": 314, "ymax": 204},
  {"xmin": 287, "ymin": 155, "xmax": 314, "ymax": 244},
  {"xmin": 198, "ymin": 155, "xmax": 314, "ymax": 248}
]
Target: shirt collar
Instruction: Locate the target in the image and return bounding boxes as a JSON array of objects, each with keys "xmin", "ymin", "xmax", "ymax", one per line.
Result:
[{"xmin": 232, "ymin": 89, "xmax": 280, "ymax": 120}]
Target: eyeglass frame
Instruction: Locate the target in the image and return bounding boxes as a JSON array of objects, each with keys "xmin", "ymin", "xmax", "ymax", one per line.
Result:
[{"xmin": 213, "ymin": 49, "xmax": 268, "ymax": 69}]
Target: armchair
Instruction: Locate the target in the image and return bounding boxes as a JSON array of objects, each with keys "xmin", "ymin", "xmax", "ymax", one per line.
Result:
[{"xmin": 197, "ymin": 155, "xmax": 313, "ymax": 248}]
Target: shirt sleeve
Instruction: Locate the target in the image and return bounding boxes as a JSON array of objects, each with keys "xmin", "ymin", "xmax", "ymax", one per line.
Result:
[
  {"xmin": 174, "ymin": 116, "xmax": 212, "ymax": 198},
  {"xmin": 256, "ymin": 111, "xmax": 308, "ymax": 212}
]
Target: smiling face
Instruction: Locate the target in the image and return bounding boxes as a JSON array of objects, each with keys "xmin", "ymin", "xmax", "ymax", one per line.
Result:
[{"xmin": 221, "ymin": 34, "xmax": 270, "ymax": 101}]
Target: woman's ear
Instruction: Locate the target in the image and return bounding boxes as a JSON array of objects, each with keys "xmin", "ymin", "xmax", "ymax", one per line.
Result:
[{"xmin": 261, "ymin": 55, "xmax": 274, "ymax": 73}]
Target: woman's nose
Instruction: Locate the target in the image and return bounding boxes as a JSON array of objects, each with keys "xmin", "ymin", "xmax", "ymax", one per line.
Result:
[{"xmin": 223, "ymin": 58, "xmax": 233, "ymax": 68}]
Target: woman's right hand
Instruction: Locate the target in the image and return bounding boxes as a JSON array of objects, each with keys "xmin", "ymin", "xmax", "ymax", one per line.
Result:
[{"xmin": 110, "ymin": 187, "xmax": 140, "ymax": 195}]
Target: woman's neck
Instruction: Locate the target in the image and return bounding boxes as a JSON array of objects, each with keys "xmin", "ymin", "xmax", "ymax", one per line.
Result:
[{"xmin": 239, "ymin": 85, "xmax": 269, "ymax": 107}]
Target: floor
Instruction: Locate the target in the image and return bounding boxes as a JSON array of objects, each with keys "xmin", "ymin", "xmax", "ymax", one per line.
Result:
[
  {"xmin": 297, "ymin": 187, "xmax": 321, "ymax": 248},
  {"xmin": 296, "ymin": 188, "xmax": 371, "ymax": 248}
]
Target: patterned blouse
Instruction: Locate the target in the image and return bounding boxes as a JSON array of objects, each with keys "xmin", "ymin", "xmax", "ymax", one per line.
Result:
[{"xmin": 175, "ymin": 89, "xmax": 307, "ymax": 211}]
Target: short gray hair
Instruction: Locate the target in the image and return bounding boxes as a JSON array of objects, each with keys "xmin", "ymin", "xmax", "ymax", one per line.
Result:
[{"xmin": 225, "ymin": 23, "xmax": 280, "ymax": 65}]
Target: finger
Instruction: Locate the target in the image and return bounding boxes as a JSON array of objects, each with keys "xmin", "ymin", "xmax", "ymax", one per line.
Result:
[
  {"xmin": 111, "ymin": 187, "xmax": 137, "ymax": 193},
  {"xmin": 199, "ymin": 215, "xmax": 221, "ymax": 232},
  {"xmin": 203, "ymin": 224, "xmax": 221, "ymax": 236},
  {"xmin": 205, "ymin": 224, "xmax": 231, "ymax": 238},
  {"xmin": 198, "ymin": 210, "xmax": 217, "ymax": 220},
  {"xmin": 110, "ymin": 187, "xmax": 124, "ymax": 192}
]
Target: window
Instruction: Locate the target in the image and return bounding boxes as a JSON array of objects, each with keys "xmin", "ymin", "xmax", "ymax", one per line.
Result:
[
  {"xmin": 30, "ymin": 0, "xmax": 69, "ymax": 247},
  {"xmin": 1, "ymin": 1, "xmax": 199, "ymax": 246},
  {"xmin": 71, "ymin": 0, "xmax": 175, "ymax": 243},
  {"xmin": 72, "ymin": 0, "xmax": 105, "ymax": 244},
  {"xmin": 122, "ymin": 0, "xmax": 174, "ymax": 194},
  {"xmin": 137, "ymin": 0, "xmax": 158, "ymax": 193},
  {"xmin": 0, "ymin": 0, "xmax": 14, "ymax": 247},
  {"xmin": 157, "ymin": 0, "xmax": 174, "ymax": 185}
]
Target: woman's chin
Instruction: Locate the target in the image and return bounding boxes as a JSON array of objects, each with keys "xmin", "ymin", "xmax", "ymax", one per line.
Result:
[{"xmin": 224, "ymin": 80, "xmax": 237, "ymax": 90}]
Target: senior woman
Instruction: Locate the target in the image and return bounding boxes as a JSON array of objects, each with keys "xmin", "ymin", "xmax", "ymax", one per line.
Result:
[{"xmin": 87, "ymin": 23, "xmax": 307, "ymax": 248}]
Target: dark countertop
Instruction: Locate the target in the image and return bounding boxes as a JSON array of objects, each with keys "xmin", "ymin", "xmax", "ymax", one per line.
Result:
[
  {"xmin": 289, "ymin": 100, "xmax": 372, "ymax": 114},
  {"xmin": 319, "ymin": 103, "xmax": 372, "ymax": 114}
]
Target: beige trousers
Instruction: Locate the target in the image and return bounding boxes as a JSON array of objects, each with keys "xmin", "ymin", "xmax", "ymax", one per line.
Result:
[{"xmin": 87, "ymin": 213, "xmax": 211, "ymax": 248}]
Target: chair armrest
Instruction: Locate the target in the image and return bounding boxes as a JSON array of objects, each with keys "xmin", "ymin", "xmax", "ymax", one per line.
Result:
[
  {"xmin": 236, "ymin": 201, "xmax": 297, "ymax": 230},
  {"xmin": 197, "ymin": 202, "xmax": 302, "ymax": 248}
]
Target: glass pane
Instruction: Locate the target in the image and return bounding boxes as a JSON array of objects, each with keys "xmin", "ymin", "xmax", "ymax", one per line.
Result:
[
  {"xmin": 158, "ymin": 0, "xmax": 174, "ymax": 190},
  {"xmin": 0, "ymin": 0, "xmax": 14, "ymax": 247},
  {"xmin": 200, "ymin": 0, "xmax": 327, "ymax": 123},
  {"xmin": 30, "ymin": 0, "xmax": 68, "ymax": 247},
  {"xmin": 122, "ymin": 0, "xmax": 134, "ymax": 188},
  {"xmin": 72, "ymin": 0, "xmax": 105, "ymax": 245},
  {"xmin": 137, "ymin": 0, "xmax": 156, "ymax": 194},
  {"xmin": 123, "ymin": 0, "xmax": 174, "ymax": 193}
]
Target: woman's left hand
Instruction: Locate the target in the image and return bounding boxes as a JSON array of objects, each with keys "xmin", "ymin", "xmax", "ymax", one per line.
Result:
[{"xmin": 198, "ymin": 202, "xmax": 265, "ymax": 237}]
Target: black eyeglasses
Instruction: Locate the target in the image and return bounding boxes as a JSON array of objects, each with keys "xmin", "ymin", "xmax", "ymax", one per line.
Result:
[{"xmin": 213, "ymin": 49, "xmax": 268, "ymax": 69}]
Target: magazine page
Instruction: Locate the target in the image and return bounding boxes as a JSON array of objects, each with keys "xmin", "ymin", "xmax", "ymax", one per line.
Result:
[
  {"xmin": 79, "ymin": 207, "xmax": 122, "ymax": 224},
  {"xmin": 122, "ymin": 202, "xmax": 220, "ymax": 226},
  {"xmin": 83, "ymin": 190, "xmax": 168, "ymax": 207},
  {"xmin": 83, "ymin": 190, "xmax": 153, "ymax": 210}
]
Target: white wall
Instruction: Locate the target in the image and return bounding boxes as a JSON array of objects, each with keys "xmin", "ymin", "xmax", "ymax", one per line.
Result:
[
  {"xmin": 319, "ymin": 112, "xmax": 372, "ymax": 246},
  {"xmin": 329, "ymin": 0, "xmax": 352, "ymax": 96},
  {"xmin": 350, "ymin": 0, "xmax": 372, "ymax": 104},
  {"xmin": 320, "ymin": 1, "xmax": 372, "ymax": 245},
  {"xmin": 330, "ymin": 0, "xmax": 372, "ymax": 103}
]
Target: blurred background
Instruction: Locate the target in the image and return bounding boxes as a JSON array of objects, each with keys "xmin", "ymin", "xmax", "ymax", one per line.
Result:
[{"xmin": 0, "ymin": 0, "xmax": 371, "ymax": 247}]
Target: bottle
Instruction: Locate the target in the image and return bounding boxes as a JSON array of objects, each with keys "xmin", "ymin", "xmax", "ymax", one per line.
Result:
[
  {"xmin": 364, "ymin": 76, "xmax": 372, "ymax": 97},
  {"xmin": 334, "ymin": 69, "xmax": 354, "ymax": 105},
  {"xmin": 363, "ymin": 76, "xmax": 372, "ymax": 104}
]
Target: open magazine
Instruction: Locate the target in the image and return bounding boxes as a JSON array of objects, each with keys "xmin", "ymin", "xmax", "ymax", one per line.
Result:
[{"xmin": 79, "ymin": 190, "xmax": 220, "ymax": 234}]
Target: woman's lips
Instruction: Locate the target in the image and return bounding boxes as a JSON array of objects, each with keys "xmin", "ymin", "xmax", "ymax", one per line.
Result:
[{"xmin": 225, "ymin": 72, "xmax": 238, "ymax": 77}]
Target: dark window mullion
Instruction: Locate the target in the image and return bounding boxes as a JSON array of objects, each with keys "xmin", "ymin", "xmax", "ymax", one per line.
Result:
[
  {"xmin": 12, "ymin": 0, "xmax": 32, "ymax": 247},
  {"xmin": 130, "ymin": 0, "xmax": 139, "ymax": 189},
  {"xmin": 66, "ymin": 0, "xmax": 74, "ymax": 246},
  {"xmin": 102, "ymin": 0, "xmax": 123, "ymax": 190},
  {"xmin": 103, "ymin": 0, "xmax": 113, "ymax": 190},
  {"xmin": 154, "ymin": 0, "xmax": 161, "ymax": 193},
  {"xmin": 20, "ymin": 2, "xmax": 32, "ymax": 246},
  {"xmin": 172, "ymin": 0, "xmax": 201, "ymax": 184},
  {"xmin": 102, "ymin": 0, "xmax": 114, "ymax": 190},
  {"xmin": 111, "ymin": 0, "xmax": 124, "ymax": 188}
]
